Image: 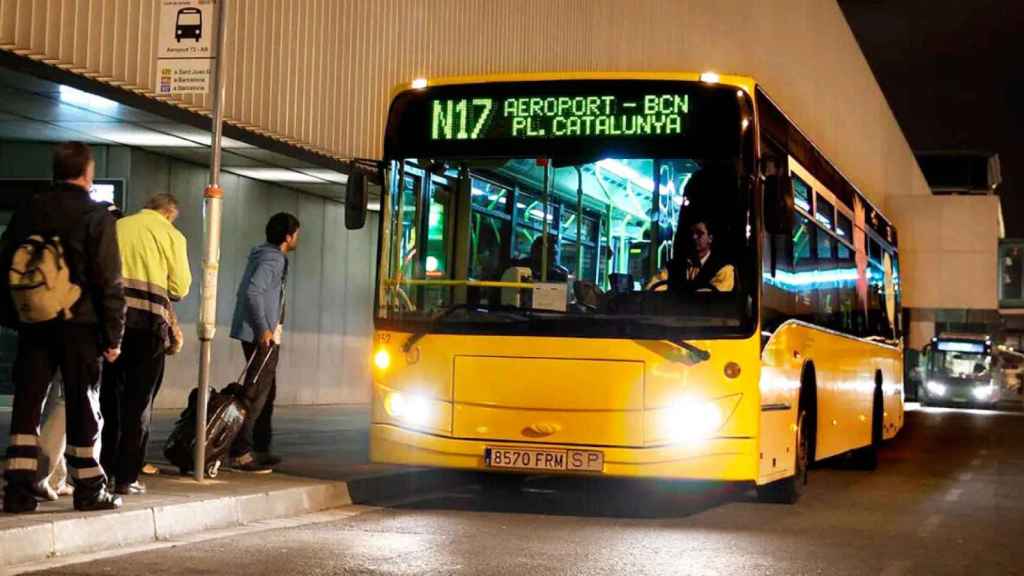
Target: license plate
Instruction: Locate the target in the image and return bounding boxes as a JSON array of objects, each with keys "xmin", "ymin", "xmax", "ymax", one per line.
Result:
[{"xmin": 485, "ymin": 446, "xmax": 604, "ymax": 473}]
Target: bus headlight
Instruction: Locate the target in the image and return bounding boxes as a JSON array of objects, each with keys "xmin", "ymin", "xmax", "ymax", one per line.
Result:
[
  {"xmin": 664, "ymin": 397, "xmax": 723, "ymax": 443},
  {"xmin": 972, "ymin": 385, "xmax": 996, "ymax": 401},
  {"xmin": 385, "ymin": 391, "xmax": 431, "ymax": 426},
  {"xmin": 926, "ymin": 381, "xmax": 947, "ymax": 397}
]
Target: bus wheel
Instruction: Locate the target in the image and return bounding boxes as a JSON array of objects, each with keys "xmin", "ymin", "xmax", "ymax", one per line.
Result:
[
  {"xmin": 757, "ymin": 409, "xmax": 809, "ymax": 504},
  {"xmin": 851, "ymin": 386, "xmax": 883, "ymax": 470}
]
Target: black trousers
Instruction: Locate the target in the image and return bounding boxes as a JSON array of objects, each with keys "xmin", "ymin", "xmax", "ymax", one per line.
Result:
[
  {"xmin": 4, "ymin": 322, "xmax": 107, "ymax": 499},
  {"xmin": 230, "ymin": 341, "xmax": 278, "ymax": 457},
  {"xmin": 99, "ymin": 327, "xmax": 166, "ymax": 485}
]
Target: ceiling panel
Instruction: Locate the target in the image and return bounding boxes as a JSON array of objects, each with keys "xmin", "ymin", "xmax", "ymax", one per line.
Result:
[
  {"xmin": 0, "ymin": 91, "xmax": 116, "ymax": 123},
  {"xmin": 58, "ymin": 122, "xmax": 200, "ymax": 148},
  {"xmin": 0, "ymin": 65, "xmax": 351, "ymax": 197},
  {"xmin": 0, "ymin": 68, "xmax": 62, "ymax": 94},
  {"xmin": 0, "ymin": 120, "xmax": 106, "ymax": 143},
  {"xmin": 142, "ymin": 122, "xmax": 254, "ymax": 149},
  {"xmin": 286, "ymin": 182, "xmax": 346, "ymax": 200},
  {"xmin": 230, "ymin": 148, "xmax": 320, "ymax": 170},
  {"xmin": 142, "ymin": 147, "xmax": 220, "ymax": 166}
]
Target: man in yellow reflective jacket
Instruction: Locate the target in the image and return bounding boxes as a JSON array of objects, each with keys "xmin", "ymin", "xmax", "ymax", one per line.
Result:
[{"xmin": 100, "ymin": 193, "xmax": 191, "ymax": 495}]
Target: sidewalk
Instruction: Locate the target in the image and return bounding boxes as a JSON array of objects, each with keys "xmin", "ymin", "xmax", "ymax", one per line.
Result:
[{"xmin": 0, "ymin": 404, "xmax": 470, "ymax": 571}]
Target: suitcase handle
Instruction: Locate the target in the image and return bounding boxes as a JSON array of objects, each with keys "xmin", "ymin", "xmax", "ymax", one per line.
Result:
[{"xmin": 237, "ymin": 344, "xmax": 276, "ymax": 388}]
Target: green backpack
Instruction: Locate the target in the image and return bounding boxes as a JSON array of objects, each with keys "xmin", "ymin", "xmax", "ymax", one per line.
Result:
[{"xmin": 8, "ymin": 235, "xmax": 81, "ymax": 323}]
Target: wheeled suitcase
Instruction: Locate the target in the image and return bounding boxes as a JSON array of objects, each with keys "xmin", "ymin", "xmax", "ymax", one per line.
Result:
[{"xmin": 163, "ymin": 347, "xmax": 274, "ymax": 477}]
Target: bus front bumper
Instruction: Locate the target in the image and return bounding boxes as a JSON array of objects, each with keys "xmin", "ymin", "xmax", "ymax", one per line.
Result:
[{"xmin": 370, "ymin": 423, "xmax": 759, "ymax": 481}]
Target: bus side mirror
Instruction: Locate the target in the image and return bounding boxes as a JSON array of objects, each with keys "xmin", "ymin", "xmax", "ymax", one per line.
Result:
[
  {"xmin": 764, "ymin": 175, "xmax": 794, "ymax": 235},
  {"xmin": 345, "ymin": 171, "xmax": 369, "ymax": 230}
]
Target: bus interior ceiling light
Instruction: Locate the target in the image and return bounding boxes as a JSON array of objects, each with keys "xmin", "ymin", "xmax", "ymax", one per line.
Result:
[
  {"xmin": 411, "ymin": 78, "xmax": 428, "ymax": 89},
  {"xmin": 700, "ymin": 71, "xmax": 720, "ymax": 84},
  {"xmin": 59, "ymin": 85, "xmax": 119, "ymax": 111},
  {"xmin": 595, "ymin": 159, "xmax": 655, "ymax": 191},
  {"xmin": 665, "ymin": 397, "xmax": 723, "ymax": 442}
]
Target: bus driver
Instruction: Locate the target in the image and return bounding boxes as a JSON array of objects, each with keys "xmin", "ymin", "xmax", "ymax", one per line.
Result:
[
  {"xmin": 679, "ymin": 219, "xmax": 734, "ymax": 292},
  {"xmin": 646, "ymin": 217, "xmax": 735, "ymax": 293}
]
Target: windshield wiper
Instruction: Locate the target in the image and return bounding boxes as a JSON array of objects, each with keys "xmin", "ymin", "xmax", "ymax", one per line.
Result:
[
  {"xmin": 401, "ymin": 304, "xmax": 531, "ymax": 352},
  {"xmin": 631, "ymin": 333, "xmax": 711, "ymax": 366},
  {"xmin": 667, "ymin": 338, "xmax": 711, "ymax": 363}
]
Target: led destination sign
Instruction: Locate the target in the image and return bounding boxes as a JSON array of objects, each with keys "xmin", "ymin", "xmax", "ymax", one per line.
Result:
[
  {"xmin": 384, "ymin": 80, "xmax": 747, "ymax": 159},
  {"xmin": 430, "ymin": 93, "xmax": 690, "ymax": 140}
]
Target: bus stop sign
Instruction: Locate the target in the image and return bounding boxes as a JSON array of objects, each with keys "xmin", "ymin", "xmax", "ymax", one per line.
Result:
[{"xmin": 156, "ymin": 0, "xmax": 218, "ymax": 95}]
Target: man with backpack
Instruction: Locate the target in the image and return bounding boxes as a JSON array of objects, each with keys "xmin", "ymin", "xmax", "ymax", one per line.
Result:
[
  {"xmin": 0, "ymin": 142, "xmax": 126, "ymax": 513},
  {"xmin": 100, "ymin": 193, "xmax": 191, "ymax": 495},
  {"xmin": 227, "ymin": 212, "xmax": 299, "ymax": 473}
]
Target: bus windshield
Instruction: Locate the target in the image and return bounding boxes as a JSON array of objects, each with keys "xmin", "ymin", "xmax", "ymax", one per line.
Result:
[
  {"xmin": 377, "ymin": 79, "xmax": 755, "ymax": 340},
  {"xmin": 930, "ymin": 349, "xmax": 991, "ymax": 379}
]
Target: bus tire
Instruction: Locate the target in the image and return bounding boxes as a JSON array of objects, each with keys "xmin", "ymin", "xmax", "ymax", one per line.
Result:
[
  {"xmin": 757, "ymin": 408, "xmax": 810, "ymax": 504},
  {"xmin": 851, "ymin": 382, "xmax": 884, "ymax": 470}
]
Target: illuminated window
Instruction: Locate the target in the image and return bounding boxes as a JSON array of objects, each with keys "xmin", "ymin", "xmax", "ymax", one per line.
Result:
[
  {"xmin": 792, "ymin": 176, "xmax": 811, "ymax": 213},
  {"xmin": 793, "ymin": 214, "xmax": 813, "ymax": 265},
  {"xmin": 836, "ymin": 212, "xmax": 853, "ymax": 241},
  {"xmin": 815, "ymin": 196, "xmax": 835, "ymax": 229}
]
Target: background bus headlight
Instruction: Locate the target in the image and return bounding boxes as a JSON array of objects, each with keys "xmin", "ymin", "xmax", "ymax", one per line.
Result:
[
  {"xmin": 926, "ymin": 381, "xmax": 947, "ymax": 397},
  {"xmin": 972, "ymin": 384, "xmax": 996, "ymax": 401},
  {"xmin": 664, "ymin": 397, "xmax": 723, "ymax": 443},
  {"xmin": 385, "ymin": 392, "xmax": 431, "ymax": 426}
]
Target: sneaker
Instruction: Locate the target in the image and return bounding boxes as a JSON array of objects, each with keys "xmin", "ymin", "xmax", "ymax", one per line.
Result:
[
  {"xmin": 55, "ymin": 484, "xmax": 74, "ymax": 498},
  {"xmin": 29, "ymin": 480, "xmax": 59, "ymax": 502},
  {"xmin": 114, "ymin": 481, "xmax": 146, "ymax": 495},
  {"xmin": 229, "ymin": 454, "xmax": 273, "ymax": 474},
  {"xmin": 3, "ymin": 490, "xmax": 39, "ymax": 514},
  {"xmin": 254, "ymin": 452, "xmax": 283, "ymax": 467},
  {"xmin": 74, "ymin": 488, "xmax": 123, "ymax": 512},
  {"xmin": 140, "ymin": 463, "xmax": 161, "ymax": 476}
]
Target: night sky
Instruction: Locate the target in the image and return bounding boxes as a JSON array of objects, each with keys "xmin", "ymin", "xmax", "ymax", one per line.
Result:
[{"xmin": 838, "ymin": 0, "xmax": 1022, "ymax": 237}]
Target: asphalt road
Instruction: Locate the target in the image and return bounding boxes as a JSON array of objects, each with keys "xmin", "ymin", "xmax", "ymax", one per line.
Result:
[{"xmin": 33, "ymin": 405, "xmax": 1024, "ymax": 575}]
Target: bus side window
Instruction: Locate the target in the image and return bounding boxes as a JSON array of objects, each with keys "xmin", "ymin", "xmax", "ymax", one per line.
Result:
[
  {"xmin": 815, "ymin": 225, "xmax": 838, "ymax": 329},
  {"xmin": 793, "ymin": 213, "xmax": 816, "ymax": 323}
]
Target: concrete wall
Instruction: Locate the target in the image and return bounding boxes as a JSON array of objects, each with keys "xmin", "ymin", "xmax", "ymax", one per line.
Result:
[
  {"xmin": 0, "ymin": 0, "xmax": 931, "ymax": 211},
  {"xmin": 0, "ymin": 141, "xmax": 377, "ymax": 408},
  {"xmin": 888, "ymin": 195, "xmax": 1002, "ymax": 313}
]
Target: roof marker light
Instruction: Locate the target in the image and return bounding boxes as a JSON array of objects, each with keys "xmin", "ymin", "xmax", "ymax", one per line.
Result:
[
  {"xmin": 700, "ymin": 71, "xmax": 720, "ymax": 84},
  {"xmin": 411, "ymin": 78, "xmax": 428, "ymax": 89}
]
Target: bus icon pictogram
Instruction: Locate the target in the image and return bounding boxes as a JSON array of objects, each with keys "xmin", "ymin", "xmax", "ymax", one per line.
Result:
[{"xmin": 175, "ymin": 7, "xmax": 202, "ymax": 42}]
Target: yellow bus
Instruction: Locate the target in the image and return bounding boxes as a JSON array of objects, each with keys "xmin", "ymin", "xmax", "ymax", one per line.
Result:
[{"xmin": 369, "ymin": 72, "xmax": 903, "ymax": 503}]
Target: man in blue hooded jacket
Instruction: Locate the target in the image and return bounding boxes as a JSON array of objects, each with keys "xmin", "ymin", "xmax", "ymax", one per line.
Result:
[{"xmin": 228, "ymin": 212, "xmax": 299, "ymax": 473}]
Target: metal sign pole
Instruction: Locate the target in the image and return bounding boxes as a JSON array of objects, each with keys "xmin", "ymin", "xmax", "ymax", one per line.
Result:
[{"xmin": 195, "ymin": 0, "xmax": 229, "ymax": 482}]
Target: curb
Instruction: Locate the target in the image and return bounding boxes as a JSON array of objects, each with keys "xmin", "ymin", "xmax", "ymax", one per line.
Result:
[{"xmin": 0, "ymin": 480, "xmax": 351, "ymax": 570}]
